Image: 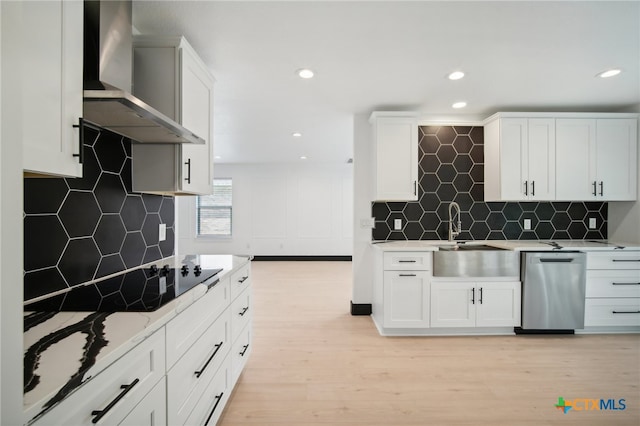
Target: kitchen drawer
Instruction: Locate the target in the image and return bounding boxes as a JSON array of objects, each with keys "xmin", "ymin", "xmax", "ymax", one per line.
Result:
[
  {"xmin": 32, "ymin": 328, "xmax": 165, "ymax": 426},
  {"xmin": 167, "ymin": 309, "xmax": 230, "ymax": 426},
  {"xmin": 231, "ymin": 324, "xmax": 252, "ymax": 384},
  {"xmin": 587, "ymin": 251, "xmax": 640, "ymax": 270},
  {"xmin": 120, "ymin": 377, "xmax": 167, "ymax": 426},
  {"xmin": 585, "ymin": 298, "xmax": 640, "ymax": 327},
  {"xmin": 586, "ymin": 270, "xmax": 640, "ymax": 298},
  {"xmin": 383, "ymin": 252, "xmax": 431, "ymax": 271},
  {"xmin": 166, "ymin": 276, "xmax": 230, "ymax": 368},
  {"xmin": 230, "ymin": 262, "xmax": 251, "ymax": 300},
  {"xmin": 184, "ymin": 359, "xmax": 230, "ymax": 426},
  {"xmin": 230, "ymin": 287, "xmax": 251, "ymax": 342}
]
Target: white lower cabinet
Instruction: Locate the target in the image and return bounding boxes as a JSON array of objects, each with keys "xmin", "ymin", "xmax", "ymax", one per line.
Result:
[
  {"xmin": 383, "ymin": 271, "xmax": 431, "ymax": 328},
  {"xmin": 184, "ymin": 361, "xmax": 230, "ymax": 426},
  {"xmin": 430, "ymin": 281, "xmax": 521, "ymax": 328},
  {"xmin": 119, "ymin": 378, "xmax": 167, "ymax": 426}
]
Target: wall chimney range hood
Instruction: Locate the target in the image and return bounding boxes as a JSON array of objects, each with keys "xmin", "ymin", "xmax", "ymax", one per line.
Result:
[{"xmin": 82, "ymin": 0, "xmax": 204, "ymax": 145}]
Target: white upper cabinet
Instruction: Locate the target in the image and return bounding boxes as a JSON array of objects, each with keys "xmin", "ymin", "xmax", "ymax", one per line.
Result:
[
  {"xmin": 19, "ymin": 0, "xmax": 84, "ymax": 177},
  {"xmin": 484, "ymin": 115, "xmax": 555, "ymax": 201},
  {"xmin": 370, "ymin": 112, "xmax": 418, "ymax": 201},
  {"xmin": 132, "ymin": 36, "xmax": 214, "ymax": 195},
  {"xmin": 556, "ymin": 117, "xmax": 637, "ymax": 201}
]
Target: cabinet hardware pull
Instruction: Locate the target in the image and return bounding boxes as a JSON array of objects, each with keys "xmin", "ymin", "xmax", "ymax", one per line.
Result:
[
  {"xmin": 203, "ymin": 392, "xmax": 225, "ymax": 426},
  {"xmin": 185, "ymin": 159, "xmax": 191, "ymax": 184},
  {"xmin": 91, "ymin": 378, "xmax": 139, "ymax": 423},
  {"xmin": 531, "ymin": 181, "xmax": 535, "ymax": 197},
  {"xmin": 612, "ymin": 259, "xmax": 640, "ymax": 262},
  {"xmin": 612, "ymin": 282, "xmax": 640, "ymax": 286},
  {"xmin": 72, "ymin": 118, "xmax": 85, "ymax": 164},
  {"xmin": 540, "ymin": 258, "xmax": 574, "ymax": 263},
  {"xmin": 524, "ymin": 181, "xmax": 528, "ymax": 196},
  {"xmin": 479, "ymin": 287, "xmax": 483, "ymax": 304},
  {"xmin": 592, "ymin": 181, "xmax": 597, "ymax": 196},
  {"xmin": 471, "ymin": 288, "xmax": 475, "ymax": 304},
  {"xmin": 239, "ymin": 306, "xmax": 249, "ymax": 316},
  {"xmin": 398, "ymin": 260, "xmax": 416, "ymax": 263},
  {"xmin": 194, "ymin": 342, "xmax": 224, "ymax": 378},
  {"xmin": 240, "ymin": 344, "xmax": 250, "ymax": 356},
  {"xmin": 599, "ymin": 181, "xmax": 604, "ymax": 196},
  {"xmin": 399, "ymin": 273, "xmax": 416, "ymax": 277},
  {"xmin": 414, "ymin": 180, "xmax": 417, "ymax": 196},
  {"xmin": 612, "ymin": 310, "xmax": 640, "ymax": 314},
  {"xmin": 238, "ymin": 276, "xmax": 249, "ymax": 283}
]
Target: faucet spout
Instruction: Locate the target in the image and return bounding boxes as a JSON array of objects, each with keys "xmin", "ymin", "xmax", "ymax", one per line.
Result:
[{"xmin": 448, "ymin": 202, "xmax": 462, "ymax": 242}]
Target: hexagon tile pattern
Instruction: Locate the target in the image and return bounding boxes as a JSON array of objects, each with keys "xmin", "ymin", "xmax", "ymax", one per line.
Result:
[
  {"xmin": 23, "ymin": 127, "xmax": 175, "ymax": 302},
  {"xmin": 372, "ymin": 125, "xmax": 607, "ymax": 241}
]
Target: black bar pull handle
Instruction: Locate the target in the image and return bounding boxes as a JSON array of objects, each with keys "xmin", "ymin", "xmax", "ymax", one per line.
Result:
[
  {"xmin": 612, "ymin": 259, "xmax": 640, "ymax": 263},
  {"xmin": 612, "ymin": 282, "xmax": 640, "ymax": 286},
  {"xmin": 240, "ymin": 344, "xmax": 250, "ymax": 356},
  {"xmin": 612, "ymin": 310, "xmax": 640, "ymax": 314},
  {"xmin": 72, "ymin": 118, "xmax": 85, "ymax": 164},
  {"xmin": 539, "ymin": 258, "xmax": 574, "ymax": 263},
  {"xmin": 238, "ymin": 275, "xmax": 249, "ymax": 283},
  {"xmin": 479, "ymin": 287, "xmax": 483, "ymax": 304},
  {"xmin": 592, "ymin": 181, "xmax": 597, "ymax": 196},
  {"xmin": 471, "ymin": 287, "xmax": 475, "ymax": 304},
  {"xmin": 398, "ymin": 260, "xmax": 417, "ymax": 263},
  {"xmin": 203, "ymin": 392, "xmax": 225, "ymax": 426},
  {"xmin": 524, "ymin": 181, "xmax": 528, "ymax": 196},
  {"xmin": 185, "ymin": 158, "xmax": 191, "ymax": 184},
  {"xmin": 399, "ymin": 273, "xmax": 416, "ymax": 277},
  {"xmin": 91, "ymin": 378, "xmax": 139, "ymax": 423},
  {"xmin": 599, "ymin": 181, "xmax": 604, "ymax": 196},
  {"xmin": 239, "ymin": 306, "xmax": 249, "ymax": 316},
  {"xmin": 414, "ymin": 180, "xmax": 417, "ymax": 196},
  {"xmin": 194, "ymin": 342, "xmax": 224, "ymax": 378},
  {"xmin": 531, "ymin": 181, "xmax": 535, "ymax": 196}
]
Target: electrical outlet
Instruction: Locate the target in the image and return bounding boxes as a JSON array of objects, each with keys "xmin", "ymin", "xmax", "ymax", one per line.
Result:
[
  {"xmin": 523, "ymin": 218, "xmax": 531, "ymax": 230},
  {"xmin": 394, "ymin": 219, "xmax": 402, "ymax": 230},
  {"xmin": 589, "ymin": 217, "xmax": 597, "ymax": 229},
  {"xmin": 159, "ymin": 223, "xmax": 166, "ymax": 241},
  {"xmin": 360, "ymin": 218, "xmax": 375, "ymax": 228}
]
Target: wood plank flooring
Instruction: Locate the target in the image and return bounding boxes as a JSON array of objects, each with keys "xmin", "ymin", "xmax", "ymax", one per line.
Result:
[{"xmin": 219, "ymin": 261, "xmax": 640, "ymax": 426}]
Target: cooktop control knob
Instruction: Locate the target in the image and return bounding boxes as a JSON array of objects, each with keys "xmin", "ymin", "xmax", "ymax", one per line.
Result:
[
  {"xmin": 194, "ymin": 265, "xmax": 202, "ymax": 276},
  {"xmin": 181, "ymin": 265, "xmax": 189, "ymax": 276},
  {"xmin": 161, "ymin": 265, "xmax": 170, "ymax": 275},
  {"xmin": 149, "ymin": 265, "xmax": 159, "ymax": 275}
]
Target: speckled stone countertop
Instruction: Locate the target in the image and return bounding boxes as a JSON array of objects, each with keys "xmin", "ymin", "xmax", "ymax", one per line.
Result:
[
  {"xmin": 372, "ymin": 240, "xmax": 640, "ymax": 251},
  {"xmin": 23, "ymin": 254, "xmax": 250, "ymax": 424}
]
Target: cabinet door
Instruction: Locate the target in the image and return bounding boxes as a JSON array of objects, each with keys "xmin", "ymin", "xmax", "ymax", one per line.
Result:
[
  {"xmin": 527, "ymin": 119, "xmax": 555, "ymax": 200},
  {"xmin": 556, "ymin": 119, "xmax": 596, "ymax": 200},
  {"xmin": 383, "ymin": 271, "xmax": 430, "ymax": 328},
  {"xmin": 595, "ymin": 119, "xmax": 637, "ymax": 200},
  {"xmin": 119, "ymin": 378, "xmax": 167, "ymax": 426},
  {"xmin": 475, "ymin": 282, "xmax": 521, "ymax": 327},
  {"xmin": 180, "ymin": 47, "xmax": 214, "ymax": 195},
  {"xmin": 374, "ymin": 117, "xmax": 418, "ymax": 201},
  {"xmin": 21, "ymin": 0, "xmax": 83, "ymax": 177},
  {"xmin": 498, "ymin": 118, "xmax": 528, "ymax": 201},
  {"xmin": 430, "ymin": 281, "xmax": 475, "ymax": 328}
]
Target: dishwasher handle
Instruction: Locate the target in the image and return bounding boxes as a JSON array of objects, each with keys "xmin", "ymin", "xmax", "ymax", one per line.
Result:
[{"xmin": 538, "ymin": 258, "xmax": 576, "ymax": 263}]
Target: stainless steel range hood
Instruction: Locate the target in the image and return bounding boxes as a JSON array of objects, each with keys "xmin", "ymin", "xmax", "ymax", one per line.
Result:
[{"xmin": 83, "ymin": 0, "xmax": 204, "ymax": 145}]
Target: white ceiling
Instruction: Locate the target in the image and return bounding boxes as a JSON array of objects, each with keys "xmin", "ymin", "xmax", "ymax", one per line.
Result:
[{"xmin": 132, "ymin": 0, "xmax": 640, "ymax": 164}]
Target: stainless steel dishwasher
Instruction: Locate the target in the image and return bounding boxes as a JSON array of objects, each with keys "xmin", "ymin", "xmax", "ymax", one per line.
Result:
[{"xmin": 519, "ymin": 251, "xmax": 587, "ymax": 332}]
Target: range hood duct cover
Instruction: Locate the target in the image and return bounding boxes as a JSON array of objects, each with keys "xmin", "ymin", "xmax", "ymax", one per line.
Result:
[{"xmin": 82, "ymin": 0, "xmax": 204, "ymax": 145}]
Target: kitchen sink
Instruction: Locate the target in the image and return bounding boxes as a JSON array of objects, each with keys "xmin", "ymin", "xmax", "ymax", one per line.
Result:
[{"xmin": 433, "ymin": 245, "xmax": 519, "ymax": 277}]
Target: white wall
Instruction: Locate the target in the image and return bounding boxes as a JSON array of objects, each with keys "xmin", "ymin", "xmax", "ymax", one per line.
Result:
[
  {"xmin": 1, "ymin": 2, "xmax": 25, "ymax": 423},
  {"xmin": 177, "ymin": 163, "xmax": 353, "ymax": 256},
  {"xmin": 609, "ymin": 104, "xmax": 640, "ymax": 244}
]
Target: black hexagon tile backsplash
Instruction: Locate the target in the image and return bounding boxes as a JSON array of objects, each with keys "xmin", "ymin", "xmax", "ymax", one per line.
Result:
[
  {"xmin": 372, "ymin": 125, "xmax": 607, "ymax": 241},
  {"xmin": 23, "ymin": 126, "xmax": 175, "ymax": 302}
]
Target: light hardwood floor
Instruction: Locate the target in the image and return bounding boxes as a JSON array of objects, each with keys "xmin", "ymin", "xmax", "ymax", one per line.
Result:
[{"xmin": 219, "ymin": 261, "xmax": 640, "ymax": 426}]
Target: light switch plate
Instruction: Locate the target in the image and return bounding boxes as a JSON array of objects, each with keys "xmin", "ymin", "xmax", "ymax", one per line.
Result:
[
  {"xmin": 523, "ymin": 218, "xmax": 531, "ymax": 230},
  {"xmin": 159, "ymin": 223, "xmax": 166, "ymax": 241},
  {"xmin": 360, "ymin": 218, "xmax": 375, "ymax": 228},
  {"xmin": 394, "ymin": 219, "xmax": 402, "ymax": 230},
  {"xmin": 589, "ymin": 217, "xmax": 597, "ymax": 229}
]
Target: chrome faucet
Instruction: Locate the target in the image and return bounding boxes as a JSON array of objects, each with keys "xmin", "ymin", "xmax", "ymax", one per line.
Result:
[{"xmin": 448, "ymin": 202, "xmax": 462, "ymax": 242}]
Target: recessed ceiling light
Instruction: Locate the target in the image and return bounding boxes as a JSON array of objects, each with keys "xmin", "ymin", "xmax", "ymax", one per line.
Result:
[
  {"xmin": 297, "ymin": 69, "xmax": 314, "ymax": 79},
  {"xmin": 214, "ymin": 155, "xmax": 222, "ymax": 159},
  {"xmin": 452, "ymin": 101, "xmax": 467, "ymax": 109},
  {"xmin": 448, "ymin": 71, "xmax": 465, "ymax": 80},
  {"xmin": 597, "ymin": 68, "xmax": 621, "ymax": 78},
  {"xmin": 292, "ymin": 132, "xmax": 302, "ymax": 138},
  {"xmin": 300, "ymin": 156, "xmax": 307, "ymax": 160}
]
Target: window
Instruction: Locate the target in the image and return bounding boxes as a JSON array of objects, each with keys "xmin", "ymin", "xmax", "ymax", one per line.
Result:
[{"xmin": 197, "ymin": 178, "xmax": 232, "ymax": 236}]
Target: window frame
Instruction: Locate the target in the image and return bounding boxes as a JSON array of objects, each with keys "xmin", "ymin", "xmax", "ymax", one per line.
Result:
[{"xmin": 196, "ymin": 178, "xmax": 232, "ymax": 238}]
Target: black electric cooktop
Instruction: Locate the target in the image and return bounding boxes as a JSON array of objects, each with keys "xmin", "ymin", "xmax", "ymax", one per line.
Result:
[{"xmin": 25, "ymin": 263, "xmax": 222, "ymax": 313}]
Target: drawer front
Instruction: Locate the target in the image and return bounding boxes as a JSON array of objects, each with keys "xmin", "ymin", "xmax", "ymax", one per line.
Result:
[
  {"xmin": 231, "ymin": 324, "xmax": 252, "ymax": 384},
  {"xmin": 230, "ymin": 287, "xmax": 251, "ymax": 342},
  {"xmin": 586, "ymin": 270, "xmax": 640, "ymax": 298},
  {"xmin": 383, "ymin": 252, "xmax": 431, "ymax": 271},
  {"xmin": 167, "ymin": 310, "xmax": 231, "ymax": 426},
  {"xmin": 230, "ymin": 262, "xmax": 251, "ymax": 300},
  {"xmin": 32, "ymin": 329, "xmax": 165, "ymax": 426},
  {"xmin": 585, "ymin": 298, "xmax": 640, "ymax": 327},
  {"xmin": 120, "ymin": 377, "xmax": 167, "ymax": 426},
  {"xmin": 184, "ymin": 360, "xmax": 230, "ymax": 426},
  {"xmin": 166, "ymin": 277, "xmax": 230, "ymax": 367},
  {"xmin": 587, "ymin": 251, "xmax": 640, "ymax": 270}
]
